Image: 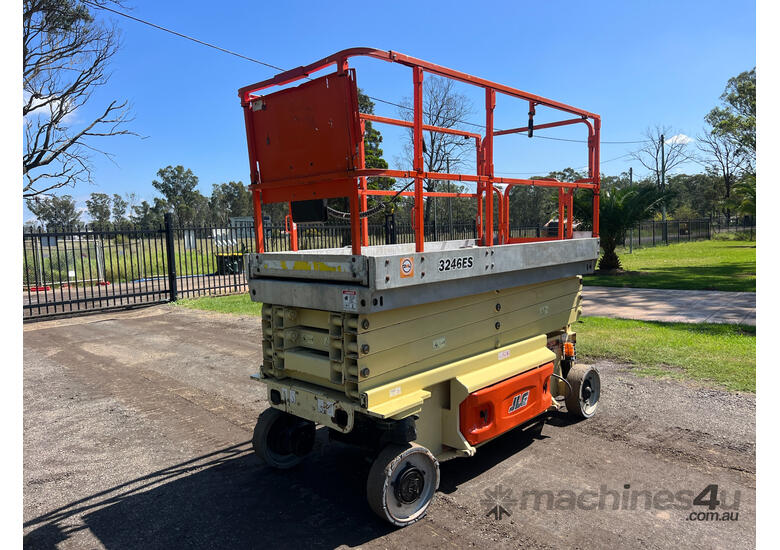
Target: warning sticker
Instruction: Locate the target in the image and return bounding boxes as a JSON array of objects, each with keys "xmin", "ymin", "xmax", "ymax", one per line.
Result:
[
  {"xmin": 400, "ymin": 257, "xmax": 414, "ymax": 278},
  {"xmin": 342, "ymin": 289, "xmax": 357, "ymax": 312},
  {"xmin": 317, "ymin": 398, "xmax": 335, "ymax": 417}
]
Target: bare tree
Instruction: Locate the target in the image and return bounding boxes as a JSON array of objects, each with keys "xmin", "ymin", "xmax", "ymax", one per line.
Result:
[
  {"xmin": 631, "ymin": 126, "xmax": 692, "ymax": 188},
  {"xmin": 630, "ymin": 126, "xmax": 692, "ymax": 220},
  {"xmin": 23, "ymin": 0, "xmax": 134, "ymax": 198},
  {"xmin": 697, "ymin": 130, "xmax": 748, "ymax": 218},
  {"xmin": 399, "ymin": 77, "xmax": 473, "ymax": 223}
]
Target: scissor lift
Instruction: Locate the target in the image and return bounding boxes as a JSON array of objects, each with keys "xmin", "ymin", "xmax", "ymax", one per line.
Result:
[{"xmin": 238, "ymin": 48, "xmax": 603, "ymax": 526}]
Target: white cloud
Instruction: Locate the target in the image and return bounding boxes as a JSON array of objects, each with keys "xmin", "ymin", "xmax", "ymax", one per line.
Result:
[
  {"xmin": 665, "ymin": 133, "xmax": 692, "ymax": 145},
  {"xmin": 23, "ymin": 91, "xmax": 78, "ymax": 123}
]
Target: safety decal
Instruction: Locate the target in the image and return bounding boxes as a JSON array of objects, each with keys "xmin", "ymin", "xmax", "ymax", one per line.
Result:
[{"xmin": 400, "ymin": 257, "xmax": 414, "ymax": 278}]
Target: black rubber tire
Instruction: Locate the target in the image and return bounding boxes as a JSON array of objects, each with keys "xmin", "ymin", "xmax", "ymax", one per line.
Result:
[
  {"xmin": 252, "ymin": 408, "xmax": 312, "ymax": 469},
  {"xmin": 565, "ymin": 364, "xmax": 601, "ymax": 419},
  {"xmin": 366, "ymin": 443, "xmax": 439, "ymax": 527}
]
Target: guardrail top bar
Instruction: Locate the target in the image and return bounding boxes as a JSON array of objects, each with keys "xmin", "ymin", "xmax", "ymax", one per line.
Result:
[
  {"xmin": 238, "ymin": 47, "xmax": 599, "ymax": 121},
  {"xmin": 239, "ymin": 47, "xmax": 601, "ymax": 255}
]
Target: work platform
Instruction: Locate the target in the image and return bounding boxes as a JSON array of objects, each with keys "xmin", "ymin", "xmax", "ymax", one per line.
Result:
[{"xmin": 247, "ymin": 237, "xmax": 599, "ymax": 313}]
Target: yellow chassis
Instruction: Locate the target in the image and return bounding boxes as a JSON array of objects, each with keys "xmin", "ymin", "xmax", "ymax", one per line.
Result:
[{"xmin": 257, "ymin": 276, "xmax": 581, "ymax": 460}]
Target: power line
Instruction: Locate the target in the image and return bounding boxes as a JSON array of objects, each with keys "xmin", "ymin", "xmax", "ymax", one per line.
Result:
[
  {"xmin": 84, "ymin": 1, "xmax": 287, "ymax": 72},
  {"xmin": 86, "ymin": 2, "xmax": 651, "ymax": 147},
  {"xmin": 533, "ymin": 135, "xmax": 649, "ymax": 145}
]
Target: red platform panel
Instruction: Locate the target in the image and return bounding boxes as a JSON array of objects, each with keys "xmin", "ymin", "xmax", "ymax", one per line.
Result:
[
  {"xmin": 249, "ymin": 71, "xmax": 362, "ymax": 185},
  {"xmin": 459, "ymin": 362, "xmax": 554, "ymax": 446}
]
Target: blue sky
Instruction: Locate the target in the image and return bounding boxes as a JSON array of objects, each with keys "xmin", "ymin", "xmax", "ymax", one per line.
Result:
[{"xmin": 24, "ymin": 0, "xmax": 756, "ymax": 220}]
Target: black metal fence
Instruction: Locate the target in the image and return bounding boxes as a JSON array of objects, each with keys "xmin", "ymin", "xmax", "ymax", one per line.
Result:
[
  {"xmin": 23, "ymin": 214, "xmax": 755, "ymax": 319},
  {"xmin": 622, "ymin": 216, "xmax": 755, "ymax": 251},
  {"xmin": 24, "ymin": 214, "xmax": 253, "ymax": 319}
]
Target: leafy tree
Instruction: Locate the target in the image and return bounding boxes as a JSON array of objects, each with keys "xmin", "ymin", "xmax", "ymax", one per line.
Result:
[
  {"xmin": 130, "ymin": 197, "xmax": 168, "ymax": 229},
  {"xmin": 705, "ymin": 68, "xmax": 755, "ymax": 165},
  {"xmin": 666, "ymin": 172, "xmax": 722, "ymax": 219},
  {"xmin": 85, "ymin": 192, "xmax": 111, "ymax": 226},
  {"xmin": 209, "ymin": 181, "xmax": 252, "ymax": 222},
  {"xmin": 575, "ymin": 185, "xmax": 665, "ymax": 270},
  {"xmin": 358, "ymin": 92, "xmax": 396, "ymax": 215},
  {"xmin": 23, "ymin": 0, "xmax": 134, "ymax": 197},
  {"xmin": 326, "ymin": 92, "xmax": 397, "ymax": 221},
  {"xmin": 697, "ymin": 130, "xmax": 748, "ymax": 218},
  {"xmin": 699, "ymin": 68, "xmax": 755, "ymax": 219},
  {"xmin": 26, "ymin": 194, "xmax": 81, "ymax": 228},
  {"xmin": 112, "ymin": 193, "xmax": 128, "ymax": 224},
  {"xmin": 506, "ymin": 169, "xmax": 584, "ymax": 228},
  {"xmin": 151, "ymin": 165, "xmax": 199, "ymax": 223},
  {"xmin": 188, "ymin": 191, "xmax": 212, "ymax": 225}
]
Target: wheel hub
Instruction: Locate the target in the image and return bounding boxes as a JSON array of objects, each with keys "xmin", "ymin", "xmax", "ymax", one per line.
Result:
[
  {"xmin": 395, "ymin": 463, "xmax": 425, "ymax": 504},
  {"xmin": 582, "ymin": 382, "xmax": 593, "ymax": 402}
]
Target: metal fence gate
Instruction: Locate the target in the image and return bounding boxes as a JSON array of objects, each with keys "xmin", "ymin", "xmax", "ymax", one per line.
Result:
[{"xmin": 23, "ymin": 214, "xmax": 251, "ymax": 319}]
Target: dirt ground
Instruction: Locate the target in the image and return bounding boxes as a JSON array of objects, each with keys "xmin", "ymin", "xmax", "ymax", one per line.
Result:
[{"xmin": 23, "ymin": 306, "xmax": 756, "ymax": 549}]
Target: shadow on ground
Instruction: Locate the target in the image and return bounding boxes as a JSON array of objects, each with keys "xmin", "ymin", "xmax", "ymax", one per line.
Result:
[
  {"xmin": 24, "ymin": 435, "xmax": 386, "ymax": 549},
  {"xmin": 24, "ymin": 423, "xmax": 552, "ymax": 550}
]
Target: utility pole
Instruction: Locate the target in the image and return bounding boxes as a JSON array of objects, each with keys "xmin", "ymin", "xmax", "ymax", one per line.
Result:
[
  {"xmin": 660, "ymin": 133, "xmax": 667, "ymax": 223},
  {"xmin": 629, "ymin": 166, "xmax": 633, "ymax": 185}
]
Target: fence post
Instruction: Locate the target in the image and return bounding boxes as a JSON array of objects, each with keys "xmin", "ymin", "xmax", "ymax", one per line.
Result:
[
  {"xmin": 164, "ymin": 213, "xmax": 178, "ymax": 302},
  {"xmin": 652, "ymin": 221, "xmax": 655, "ymax": 246},
  {"xmin": 385, "ymin": 212, "xmax": 396, "ymax": 245}
]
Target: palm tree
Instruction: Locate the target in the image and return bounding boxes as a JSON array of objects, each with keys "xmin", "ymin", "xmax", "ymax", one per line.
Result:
[
  {"xmin": 732, "ymin": 174, "xmax": 756, "ymax": 217},
  {"xmin": 575, "ymin": 185, "xmax": 665, "ymax": 270}
]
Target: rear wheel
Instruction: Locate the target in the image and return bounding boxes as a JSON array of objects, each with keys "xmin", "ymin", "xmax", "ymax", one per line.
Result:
[
  {"xmin": 252, "ymin": 408, "xmax": 315, "ymax": 469},
  {"xmin": 565, "ymin": 364, "xmax": 601, "ymax": 419},
  {"xmin": 366, "ymin": 443, "xmax": 439, "ymax": 527}
]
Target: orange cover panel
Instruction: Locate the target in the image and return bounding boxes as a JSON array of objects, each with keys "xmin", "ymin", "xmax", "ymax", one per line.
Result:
[
  {"xmin": 250, "ymin": 71, "xmax": 361, "ymax": 185},
  {"xmin": 459, "ymin": 362, "xmax": 554, "ymax": 446}
]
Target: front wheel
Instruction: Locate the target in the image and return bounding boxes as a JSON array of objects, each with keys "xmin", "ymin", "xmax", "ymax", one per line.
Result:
[
  {"xmin": 366, "ymin": 443, "xmax": 439, "ymax": 527},
  {"xmin": 252, "ymin": 408, "xmax": 315, "ymax": 469},
  {"xmin": 565, "ymin": 364, "xmax": 601, "ymax": 419}
]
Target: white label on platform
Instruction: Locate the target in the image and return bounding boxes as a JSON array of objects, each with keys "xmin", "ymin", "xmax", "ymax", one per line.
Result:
[
  {"xmin": 498, "ymin": 349, "xmax": 511, "ymax": 360},
  {"xmin": 342, "ymin": 289, "xmax": 357, "ymax": 312}
]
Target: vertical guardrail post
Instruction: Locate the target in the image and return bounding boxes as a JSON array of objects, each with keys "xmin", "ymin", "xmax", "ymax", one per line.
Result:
[{"xmin": 164, "ymin": 213, "xmax": 178, "ymax": 302}]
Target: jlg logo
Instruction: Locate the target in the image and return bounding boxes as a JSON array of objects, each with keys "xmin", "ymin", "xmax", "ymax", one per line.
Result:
[{"xmin": 508, "ymin": 391, "xmax": 530, "ymax": 413}]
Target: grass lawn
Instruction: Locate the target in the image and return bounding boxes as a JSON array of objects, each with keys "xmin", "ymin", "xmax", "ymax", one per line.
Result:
[
  {"xmin": 576, "ymin": 316, "xmax": 755, "ymax": 392},
  {"xmin": 583, "ymin": 239, "xmax": 756, "ymax": 292},
  {"xmin": 175, "ymin": 293, "xmax": 755, "ymax": 392},
  {"xmin": 176, "ymin": 293, "xmax": 262, "ymax": 316}
]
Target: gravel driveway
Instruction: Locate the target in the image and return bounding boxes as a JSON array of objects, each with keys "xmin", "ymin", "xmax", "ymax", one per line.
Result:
[{"xmin": 23, "ymin": 306, "xmax": 755, "ymax": 549}]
